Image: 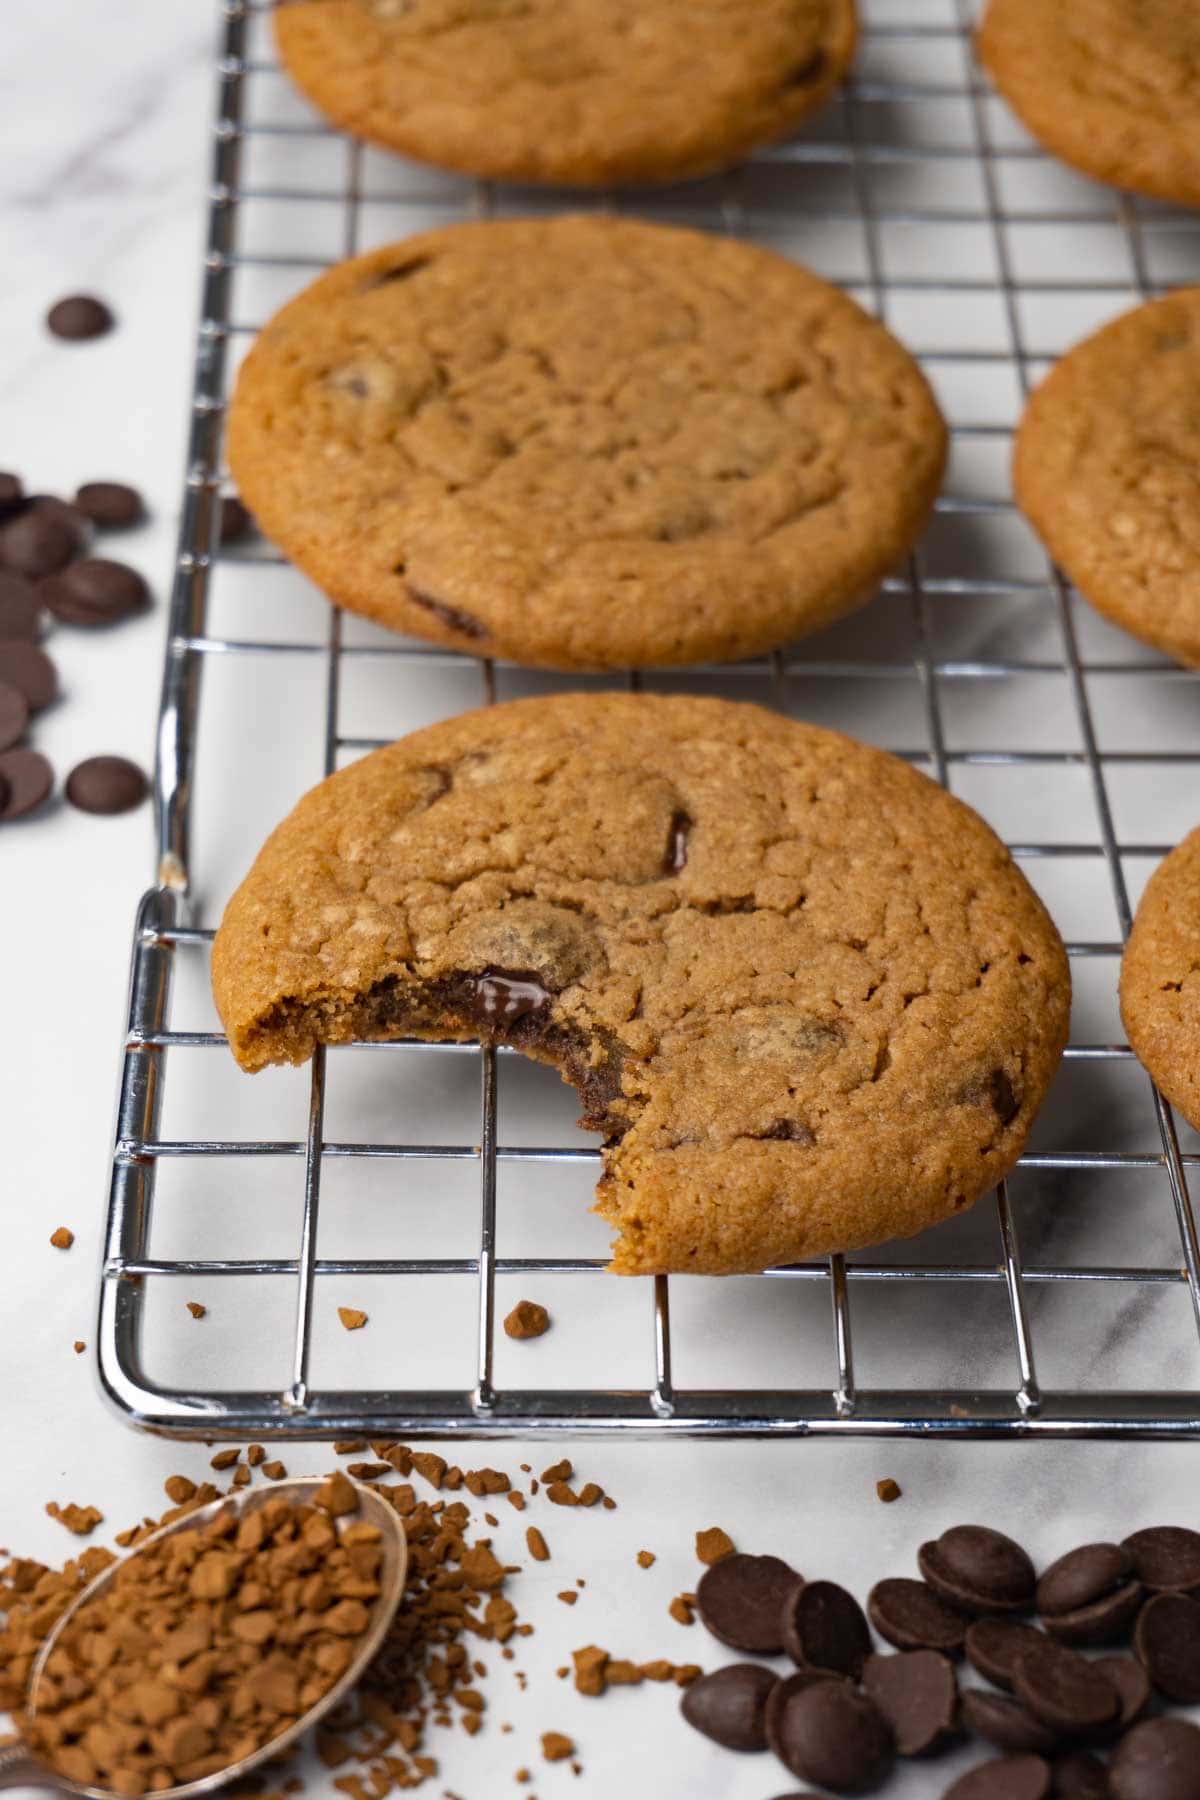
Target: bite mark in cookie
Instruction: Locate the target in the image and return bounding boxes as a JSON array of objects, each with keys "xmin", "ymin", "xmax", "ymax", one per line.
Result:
[{"xmin": 211, "ymin": 694, "xmax": 1069, "ymax": 1274}]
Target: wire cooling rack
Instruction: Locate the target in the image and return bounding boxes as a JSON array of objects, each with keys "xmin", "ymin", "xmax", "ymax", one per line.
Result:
[{"xmin": 99, "ymin": 0, "xmax": 1200, "ymax": 1440}]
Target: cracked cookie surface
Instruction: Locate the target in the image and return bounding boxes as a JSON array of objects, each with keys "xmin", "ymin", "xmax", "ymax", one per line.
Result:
[
  {"xmin": 978, "ymin": 0, "xmax": 1200, "ymax": 207},
  {"xmin": 274, "ymin": 0, "xmax": 857, "ymax": 188},
  {"xmin": 226, "ymin": 215, "xmax": 946, "ymax": 671},
  {"xmin": 1014, "ymin": 287, "xmax": 1200, "ymax": 667},
  {"xmin": 211, "ymin": 693, "xmax": 1070, "ymax": 1274},
  {"xmin": 1121, "ymin": 826, "xmax": 1200, "ymax": 1131}
]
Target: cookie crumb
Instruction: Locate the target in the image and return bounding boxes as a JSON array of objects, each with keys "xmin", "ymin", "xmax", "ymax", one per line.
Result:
[
  {"xmin": 526, "ymin": 1527, "xmax": 550, "ymax": 1563},
  {"xmin": 49, "ymin": 1226, "xmax": 74, "ymax": 1250},
  {"xmin": 186, "ymin": 1300, "xmax": 207, "ymax": 1319},
  {"xmin": 636, "ymin": 1550, "xmax": 656, "ymax": 1569},
  {"xmin": 337, "ymin": 1306, "xmax": 368, "ymax": 1331},
  {"xmin": 503, "ymin": 1299, "xmax": 550, "ymax": 1340},
  {"xmin": 876, "ymin": 1477, "xmax": 902, "ymax": 1504},
  {"xmin": 668, "ymin": 1594, "xmax": 695, "ymax": 1627},
  {"xmin": 695, "ymin": 1526, "xmax": 735, "ymax": 1565},
  {"xmin": 72, "ymin": 1341, "xmax": 85, "ymax": 1355},
  {"xmin": 541, "ymin": 1733, "xmax": 574, "ymax": 1763}
]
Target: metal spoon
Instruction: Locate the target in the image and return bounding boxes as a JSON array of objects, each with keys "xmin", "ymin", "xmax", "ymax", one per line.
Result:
[{"xmin": 0, "ymin": 1477, "xmax": 408, "ymax": 1797}]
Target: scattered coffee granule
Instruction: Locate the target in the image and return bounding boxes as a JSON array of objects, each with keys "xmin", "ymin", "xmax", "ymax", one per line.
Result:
[
  {"xmin": 186, "ymin": 1301, "xmax": 207, "ymax": 1319},
  {"xmin": 636, "ymin": 1551, "xmax": 656, "ymax": 1569},
  {"xmin": 465, "ymin": 1469, "xmax": 510, "ymax": 1498},
  {"xmin": 577, "ymin": 1485, "xmax": 603, "ymax": 1508},
  {"xmin": 507, "ymin": 1492, "xmax": 527, "ymax": 1514},
  {"xmin": 333, "ymin": 1440, "xmax": 367, "ymax": 1455},
  {"xmin": 45, "ymin": 1502, "xmax": 103, "ymax": 1537},
  {"xmin": 668, "ymin": 1594, "xmax": 696, "ymax": 1627},
  {"xmin": 556, "ymin": 1592, "xmax": 577, "ymax": 1607},
  {"xmin": 29, "ymin": 1489, "xmax": 382, "ymax": 1795},
  {"xmin": 484, "ymin": 1514, "xmax": 499, "ymax": 1529},
  {"xmin": 541, "ymin": 1733, "xmax": 574, "ymax": 1763},
  {"xmin": 639, "ymin": 1661, "xmax": 673, "ymax": 1682},
  {"xmin": 261, "ymin": 1460, "xmax": 288, "ymax": 1481},
  {"xmin": 345, "ymin": 1464, "xmax": 392, "ymax": 1481},
  {"xmin": 515, "ymin": 1770, "xmax": 530, "ymax": 1784},
  {"xmin": 876, "ymin": 1477, "xmax": 903, "ymax": 1504},
  {"xmin": 164, "ymin": 1474, "xmax": 196, "ymax": 1504},
  {"xmin": 673, "ymin": 1665, "xmax": 702, "ymax": 1687},
  {"xmin": 410, "ymin": 1452, "xmax": 447, "ymax": 1491},
  {"xmin": 338, "ymin": 1307, "xmax": 368, "ymax": 1331},
  {"xmin": 210, "ymin": 1449, "xmax": 241, "ymax": 1471},
  {"xmin": 545, "ymin": 1485, "xmax": 578, "ymax": 1509},
  {"xmin": 49, "ymin": 1226, "xmax": 74, "ymax": 1250},
  {"xmin": 72, "ymin": 1341, "xmax": 85, "ymax": 1355},
  {"xmin": 444, "ymin": 1467, "xmax": 465, "ymax": 1492},
  {"xmin": 247, "ymin": 1445, "xmax": 266, "ymax": 1467},
  {"xmin": 231, "ymin": 1466, "xmax": 251, "ymax": 1489},
  {"xmin": 572, "ymin": 1647, "xmax": 609, "ymax": 1697},
  {"xmin": 503, "ymin": 1300, "xmax": 550, "ymax": 1341},
  {"xmin": 601, "ymin": 1497, "xmax": 617, "ymax": 1512},
  {"xmin": 540, "ymin": 1460, "xmax": 571, "ymax": 1484},
  {"xmin": 525, "ymin": 1528, "xmax": 550, "ymax": 1563},
  {"xmin": 605, "ymin": 1661, "xmax": 643, "ymax": 1687},
  {"xmin": 695, "ymin": 1527, "xmax": 735, "ymax": 1565}
]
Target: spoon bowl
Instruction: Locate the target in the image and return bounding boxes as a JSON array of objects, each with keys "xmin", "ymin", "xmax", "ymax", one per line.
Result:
[{"xmin": 0, "ymin": 1477, "xmax": 408, "ymax": 1798}]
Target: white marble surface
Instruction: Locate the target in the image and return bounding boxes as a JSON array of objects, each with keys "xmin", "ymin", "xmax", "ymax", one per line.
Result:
[{"xmin": 4, "ymin": 1, "xmax": 1200, "ymax": 1795}]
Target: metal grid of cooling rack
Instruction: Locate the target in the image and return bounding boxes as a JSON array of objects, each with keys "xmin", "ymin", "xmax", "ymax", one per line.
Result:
[{"xmin": 99, "ymin": 0, "xmax": 1200, "ymax": 1440}]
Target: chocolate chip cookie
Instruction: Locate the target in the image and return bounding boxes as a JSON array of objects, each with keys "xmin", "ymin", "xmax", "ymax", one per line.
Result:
[
  {"xmin": 226, "ymin": 215, "xmax": 946, "ymax": 671},
  {"xmin": 1121, "ymin": 825, "xmax": 1200, "ymax": 1132},
  {"xmin": 978, "ymin": 0, "xmax": 1200, "ymax": 208},
  {"xmin": 211, "ymin": 693, "xmax": 1069, "ymax": 1274},
  {"xmin": 274, "ymin": 0, "xmax": 857, "ymax": 188},
  {"xmin": 1014, "ymin": 287, "xmax": 1200, "ymax": 668}
]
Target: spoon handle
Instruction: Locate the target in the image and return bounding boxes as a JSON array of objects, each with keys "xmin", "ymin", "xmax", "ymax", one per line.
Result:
[{"xmin": 0, "ymin": 1740, "xmax": 69, "ymax": 1793}]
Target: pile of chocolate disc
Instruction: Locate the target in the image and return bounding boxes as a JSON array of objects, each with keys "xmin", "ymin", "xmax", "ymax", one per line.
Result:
[{"xmin": 677, "ymin": 1523, "xmax": 1200, "ymax": 1798}]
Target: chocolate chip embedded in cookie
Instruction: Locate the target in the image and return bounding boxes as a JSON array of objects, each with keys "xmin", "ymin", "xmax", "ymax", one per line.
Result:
[
  {"xmin": 210, "ymin": 693, "xmax": 1070, "ymax": 1275},
  {"xmin": 978, "ymin": 1, "xmax": 1200, "ymax": 209},
  {"xmin": 1120, "ymin": 827, "xmax": 1200, "ymax": 1133},
  {"xmin": 274, "ymin": 0, "xmax": 857, "ymax": 189},
  {"xmin": 226, "ymin": 215, "xmax": 947, "ymax": 672},
  {"xmin": 1014, "ymin": 287, "xmax": 1200, "ymax": 668}
]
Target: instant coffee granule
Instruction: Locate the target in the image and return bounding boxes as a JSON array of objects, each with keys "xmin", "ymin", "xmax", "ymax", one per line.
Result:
[
  {"xmin": 3, "ymin": 1443, "xmax": 630, "ymax": 1797},
  {"xmin": 694, "ymin": 1528, "xmax": 735, "ymax": 1566},
  {"xmin": 27, "ymin": 1486, "xmax": 382, "ymax": 1796}
]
